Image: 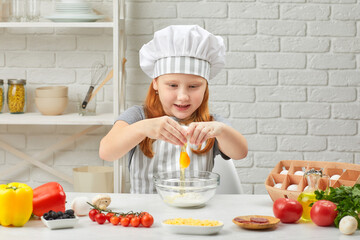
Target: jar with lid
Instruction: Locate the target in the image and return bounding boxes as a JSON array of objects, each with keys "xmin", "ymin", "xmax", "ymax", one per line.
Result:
[
  {"xmin": 7, "ymin": 79, "xmax": 26, "ymax": 114},
  {"xmin": 0, "ymin": 79, "xmax": 4, "ymax": 113}
]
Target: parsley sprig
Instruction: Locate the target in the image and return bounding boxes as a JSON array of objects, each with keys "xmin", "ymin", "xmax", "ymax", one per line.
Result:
[{"xmin": 314, "ymin": 184, "xmax": 360, "ymax": 229}]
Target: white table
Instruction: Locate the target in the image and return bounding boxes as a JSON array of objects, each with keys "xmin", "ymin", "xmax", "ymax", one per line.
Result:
[{"xmin": 1, "ymin": 193, "xmax": 357, "ymax": 239}]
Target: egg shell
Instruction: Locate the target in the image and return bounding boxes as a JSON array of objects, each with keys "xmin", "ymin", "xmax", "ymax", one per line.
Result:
[
  {"xmin": 294, "ymin": 171, "xmax": 304, "ymax": 176},
  {"xmin": 280, "ymin": 170, "xmax": 288, "ymax": 175},
  {"xmin": 274, "ymin": 183, "xmax": 282, "ymax": 189},
  {"xmin": 330, "ymin": 174, "xmax": 341, "ymax": 180},
  {"xmin": 286, "ymin": 184, "xmax": 298, "ymax": 191},
  {"xmin": 71, "ymin": 196, "xmax": 92, "ymax": 216}
]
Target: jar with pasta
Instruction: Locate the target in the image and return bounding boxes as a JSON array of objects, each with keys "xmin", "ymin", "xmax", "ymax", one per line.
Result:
[
  {"xmin": 0, "ymin": 79, "xmax": 4, "ymax": 113},
  {"xmin": 7, "ymin": 79, "xmax": 26, "ymax": 114}
]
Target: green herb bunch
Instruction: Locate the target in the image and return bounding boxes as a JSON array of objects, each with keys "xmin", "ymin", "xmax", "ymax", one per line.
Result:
[{"xmin": 314, "ymin": 184, "xmax": 360, "ymax": 229}]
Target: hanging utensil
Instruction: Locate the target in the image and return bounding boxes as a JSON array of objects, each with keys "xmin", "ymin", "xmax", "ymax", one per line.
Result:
[{"xmin": 81, "ymin": 61, "xmax": 108, "ymax": 109}]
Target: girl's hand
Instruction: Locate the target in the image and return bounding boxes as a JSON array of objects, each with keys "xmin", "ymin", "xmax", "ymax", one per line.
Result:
[
  {"xmin": 144, "ymin": 116, "xmax": 187, "ymax": 146},
  {"xmin": 186, "ymin": 121, "xmax": 226, "ymax": 146}
]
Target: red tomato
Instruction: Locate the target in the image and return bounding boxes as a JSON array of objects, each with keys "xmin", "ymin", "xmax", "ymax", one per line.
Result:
[
  {"xmin": 139, "ymin": 212, "xmax": 149, "ymax": 217},
  {"xmin": 130, "ymin": 216, "xmax": 141, "ymax": 227},
  {"xmin": 141, "ymin": 214, "xmax": 154, "ymax": 227},
  {"xmin": 126, "ymin": 214, "xmax": 134, "ymax": 220},
  {"xmin": 106, "ymin": 212, "xmax": 115, "ymax": 222},
  {"xmin": 89, "ymin": 209, "xmax": 99, "ymax": 222},
  {"xmin": 273, "ymin": 198, "xmax": 303, "ymax": 223},
  {"xmin": 121, "ymin": 217, "xmax": 130, "ymax": 227},
  {"xmin": 110, "ymin": 216, "xmax": 120, "ymax": 225},
  {"xmin": 95, "ymin": 213, "xmax": 107, "ymax": 224},
  {"xmin": 310, "ymin": 200, "xmax": 338, "ymax": 226}
]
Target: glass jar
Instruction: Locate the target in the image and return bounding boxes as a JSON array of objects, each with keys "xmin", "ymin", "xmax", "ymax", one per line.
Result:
[
  {"xmin": 0, "ymin": 79, "xmax": 4, "ymax": 113},
  {"xmin": 9, "ymin": 0, "xmax": 27, "ymax": 22},
  {"xmin": 27, "ymin": 0, "xmax": 40, "ymax": 22},
  {"xmin": 1, "ymin": 0, "xmax": 11, "ymax": 22},
  {"xmin": 7, "ymin": 79, "xmax": 26, "ymax": 114}
]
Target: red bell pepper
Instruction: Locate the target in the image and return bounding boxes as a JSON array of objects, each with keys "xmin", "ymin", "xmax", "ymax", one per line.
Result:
[{"xmin": 32, "ymin": 182, "xmax": 66, "ymax": 217}]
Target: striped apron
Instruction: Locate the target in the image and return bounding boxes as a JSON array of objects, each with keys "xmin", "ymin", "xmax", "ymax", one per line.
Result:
[{"xmin": 130, "ymin": 140, "xmax": 214, "ymax": 194}]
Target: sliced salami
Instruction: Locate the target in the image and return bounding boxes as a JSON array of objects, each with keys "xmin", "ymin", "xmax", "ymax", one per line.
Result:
[
  {"xmin": 250, "ymin": 217, "xmax": 269, "ymax": 224},
  {"xmin": 234, "ymin": 217, "xmax": 252, "ymax": 224}
]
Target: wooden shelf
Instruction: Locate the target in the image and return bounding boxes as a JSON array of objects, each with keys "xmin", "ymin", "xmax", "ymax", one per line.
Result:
[
  {"xmin": 0, "ymin": 22, "xmax": 114, "ymax": 28},
  {"xmin": 0, "ymin": 0, "xmax": 126, "ymax": 193},
  {"xmin": 0, "ymin": 112, "xmax": 115, "ymax": 125}
]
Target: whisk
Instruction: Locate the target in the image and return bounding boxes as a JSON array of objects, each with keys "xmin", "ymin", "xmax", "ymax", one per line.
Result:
[{"xmin": 81, "ymin": 61, "xmax": 108, "ymax": 109}]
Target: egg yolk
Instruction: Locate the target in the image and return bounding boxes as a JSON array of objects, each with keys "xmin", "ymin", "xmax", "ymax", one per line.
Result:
[{"xmin": 180, "ymin": 152, "xmax": 190, "ymax": 169}]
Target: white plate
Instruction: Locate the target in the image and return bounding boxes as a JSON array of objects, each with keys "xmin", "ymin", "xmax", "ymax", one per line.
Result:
[
  {"xmin": 41, "ymin": 216, "xmax": 79, "ymax": 230},
  {"xmin": 44, "ymin": 14, "xmax": 105, "ymax": 22},
  {"xmin": 162, "ymin": 220, "xmax": 223, "ymax": 235}
]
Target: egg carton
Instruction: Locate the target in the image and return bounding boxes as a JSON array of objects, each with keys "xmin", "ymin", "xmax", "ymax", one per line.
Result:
[{"xmin": 265, "ymin": 160, "xmax": 360, "ymax": 202}]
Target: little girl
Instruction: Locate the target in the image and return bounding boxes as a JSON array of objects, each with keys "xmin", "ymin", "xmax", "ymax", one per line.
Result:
[{"xmin": 99, "ymin": 25, "xmax": 248, "ymax": 193}]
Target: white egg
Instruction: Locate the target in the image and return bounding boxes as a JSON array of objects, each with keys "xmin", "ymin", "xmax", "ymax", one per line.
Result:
[
  {"xmin": 304, "ymin": 186, "xmax": 309, "ymax": 191},
  {"xmin": 339, "ymin": 216, "xmax": 358, "ymax": 235},
  {"xmin": 274, "ymin": 183, "xmax": 282, "ymax": 189},
  {"xmin": 71, "ymin": 196, "xmax": 92, "ymax": 216},
  {"xmin": 330, "ymin": 174, "xmax": 341, "ymax": 180},
  {"xmin": 280, "ymin": 170, "xmax": 288, "ymax": 175},
  {"xmin": 294, "ymin": 171, "xmax": 305, "ymax": 176},
  {"xmin": 286, "ymin": 184, "xmax": 298, "ymax": 191}
]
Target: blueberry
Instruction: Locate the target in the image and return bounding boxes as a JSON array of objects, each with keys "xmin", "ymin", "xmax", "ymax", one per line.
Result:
[
  {"xmin": 65, "ymin": 209, "xmax": 74, "ymax": 216},
  {"xmin": 43, "ymin": 213, "xmax": 49, "ymax": 220},
  {"xmin": 50, "ymin": 211, "xmax": 58, "ymax": 219}
]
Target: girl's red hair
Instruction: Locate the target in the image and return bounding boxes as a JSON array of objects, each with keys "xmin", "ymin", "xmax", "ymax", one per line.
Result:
[{"xmin": 139, "ymin": 80, "xmax": 215, "ymax": 158}]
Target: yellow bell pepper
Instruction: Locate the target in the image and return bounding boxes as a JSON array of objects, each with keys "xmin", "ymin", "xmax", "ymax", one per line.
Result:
[{"xmin": 0, "ymin": 182, "xmax": 33, "ymax": 227}]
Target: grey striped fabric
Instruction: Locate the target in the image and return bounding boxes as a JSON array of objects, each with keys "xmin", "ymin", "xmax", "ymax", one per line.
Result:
[
  {"xmin": 153, "ymin": 56, "xmax": 211, "ymax": 81},
  {"xmin": 130, "ymin": 140, "xmax": 214, "ymax": 194}
]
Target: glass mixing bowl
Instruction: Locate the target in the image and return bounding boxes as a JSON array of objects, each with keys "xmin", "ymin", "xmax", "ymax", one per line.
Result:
[{"xmin": 153, "ymin": 171, "xmax": 220, "ymax": 208}]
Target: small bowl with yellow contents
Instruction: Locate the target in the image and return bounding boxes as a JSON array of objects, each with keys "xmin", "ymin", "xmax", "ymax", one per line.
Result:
[
  {"xmin": 153, "ymin": 171, "xmax": 220, "ymax": 208},
  {"xmin": 162, "ymin": 218, "xmax": 224, "ymax": 235}
]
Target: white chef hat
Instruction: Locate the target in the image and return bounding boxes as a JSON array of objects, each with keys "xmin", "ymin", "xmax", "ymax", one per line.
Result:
[{"xmin": 139, "ymin": 25, "xmax": 225, "ymax": 81}]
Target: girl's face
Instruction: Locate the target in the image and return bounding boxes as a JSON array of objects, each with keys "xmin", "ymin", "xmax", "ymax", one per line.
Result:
[{"xmin": 153, "ymin": 73, "xmax": 207, "ymax": 120}]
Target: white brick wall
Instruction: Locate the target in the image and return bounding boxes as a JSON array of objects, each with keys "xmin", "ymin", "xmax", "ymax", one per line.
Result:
[{"xmin": 1, "ymin": 0, "xmax": 360, "ymax": 195}]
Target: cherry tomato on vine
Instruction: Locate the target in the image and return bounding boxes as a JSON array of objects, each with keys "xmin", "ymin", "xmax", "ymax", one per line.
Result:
[
  {"xmin": 121, "ymin": 217, "xmax": 130, "ymax": 227},
  {"xmin": 141, "ymin": 214, "xmax": 154, "ymax": 227},
  {"xmin": 110, "ymin": 216, "xmax": 120, "ymax": 225},
  {"xmin": 106, "ymin": 212, "xmax": 115, "ymax": 222},
  {"xmin": 95, "ymin": 213, "xmax": 107, "ymax": 224},
  {"xmin": 139, "ymin": 212, "xmax": 149, "ymax": 217},
  {"xmin": 126, "ymin": 214, "xmax": 134, "ymax": 220},
  {"xmin": 89, "ymin": 209, "xmax": 100, "ymax": 222},
  {"xmin": 130, "ymin": 216, "xmax": 141, "ymax": 227}
]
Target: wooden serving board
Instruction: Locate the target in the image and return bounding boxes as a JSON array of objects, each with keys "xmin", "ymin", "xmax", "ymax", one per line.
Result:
[{"xmin": 232, "ymin": 215, "xmax": 280, "ymax": 230}]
